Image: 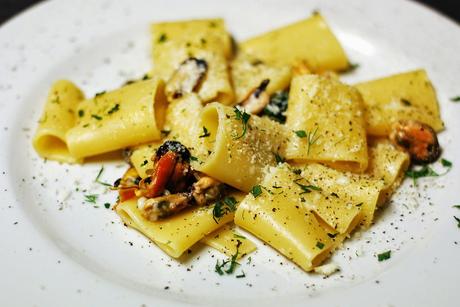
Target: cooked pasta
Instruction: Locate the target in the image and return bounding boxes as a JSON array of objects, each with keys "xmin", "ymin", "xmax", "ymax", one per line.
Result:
[
  {"xmin": 31, "ymin": 14, "xmax": 444, "ymax": 275},
  {"xmin": 285, "ymin": 74, "xmax": 368, "ymax": 172},
  {"xmin": 33, "ymin": 80, "xmax": 85, "ymax": 163}
]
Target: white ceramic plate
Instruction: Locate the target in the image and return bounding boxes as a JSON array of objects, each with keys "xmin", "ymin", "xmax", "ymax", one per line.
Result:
[{"xmin": 1, "ymin": 0, "xmax": 460, "ymax": 306}]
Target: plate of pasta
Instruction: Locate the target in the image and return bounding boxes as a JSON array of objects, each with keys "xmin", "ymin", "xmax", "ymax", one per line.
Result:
[{"xmin": 1, "ymin": 0, "xmax": 460, "ymax": 306}]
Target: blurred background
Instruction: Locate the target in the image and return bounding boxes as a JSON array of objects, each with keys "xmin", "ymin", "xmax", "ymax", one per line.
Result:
[{"xmin": 0, "ymin": 0, "xmax": 459, "ymax": 25}]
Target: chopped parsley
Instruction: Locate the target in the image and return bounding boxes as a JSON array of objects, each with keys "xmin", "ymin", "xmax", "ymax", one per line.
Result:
[
  {"xmin": 91, "ymin": 114, "xmax": 102, "ymax": 120},
  {"xmin": 215, "ymin": 260, "xmax": 225, "ymax": 275},
  {"xmin": 158, "ymin": 33, "xmax": 167, "ymax": 43},
  {"xmin": 95, "ymin": 167, "xmax": 113, "ymax": 187},
  {"xmin": 250, "ymin": 185, "xmax": 262, "ymax": 198},
  {"xmin": 107, "ymin": 103, "xmax": 120, "ymax": 115},
  {"xmin": 233, "ymin": 233, "xmax": 247, "ymax": 240},
  {"xmin": 454, "ymin": 216, "xmax": 460, "ymax": 228},
  {"xmin": 377, "ymin": 250, "xmax": 391, "ymax": 262},
  {"xmin": 405, "ymin": 165, "xmax": 439, "ymax": 185},
  {"xmin": 199, "ymin": 126, "xmax": 211, "ymax": 138},
  {"xmin": 295, "ymin": 130, "xmax": 307, "ymax": 138},
  {"xmin": 140, "ymin": 160, "xmax": 148, "ymax": 167},
  {"xmin": 316, "ymin": 241, "xmax": 325, "ymax": 249},
  {"xmin": 453, "ymin": 205, "xmax": 460, "ymax": 209},
  {"xmin": 233, "ymin": 107, "xmax": 250, "ymax": 139},
  {"xmin": 294, "ymin": 179, "xmax": 321, "ymax": 194},
  {"xmin": 104, "ymin": 203, "xmax": 111, "ymax": 209},
  {"xmin": 94, "ymin": 91, "xmax": 106, "ymax": 97},
  {"xmin": 327, "ymin": 233, "xmax": 338, "ymax": 238},
  {"xmin": 190, "ymin": 156, "xmax": 199, "ymax": 162},
  {"xmin": 441, "ymin": 158, "xmax": 452, "ymax": 168},
  {"xmin": 215, "ymin": 241, "xmax": 241, "ymax": 276},
  {"xmin": 344, "ymin": 62, "xmax": 359, "ymax": 73},
  {"xmin": 212, "ymin": 196, "xmax": 238, "ymax": 223},
  {"xmin": 236, "ymin": 271, "xmax": 246, "ymax": 278},
  {"xmin": 450, "ymin": 96, "xmax": 460, "ymax": 102},
  {"xmin": 294, "ymin": 127, "xmax": 320, "ymax": 155},
  {"xmin": 84, "ymin": 194, "xmax": 98, "ymax": 204},
  {"xmin": 405, "ymin": 158, "xmax": 452, "ymax": 185},
  {"xmin": 78, "ymin": 109, "xmax": 84, "ymax": 117}
]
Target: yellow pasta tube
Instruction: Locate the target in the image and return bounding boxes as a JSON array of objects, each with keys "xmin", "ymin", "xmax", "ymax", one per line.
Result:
[
  {"xmin": 66, "ymin": 78, "xmax": 167, "ymax": 159},
  {"xmin": 151, "ymin": 19, "xmax": 234, "ymax": 104},
  {"xmin": 285, "ymin": 74, "xmax": 368, "ymax": 172},
  {"xmin": 115, "ymin": 192, "xmax": 244, "ymax": 258},
  {"xmin": 231, "ymin": 52, "xmax": 292, "ymax": 102},
  {"xmin": 241, "ymin": 13, "xmax": 349, "ymax": 72},
  {"xmin": 234, "ymin": 165, "xmax": 338, "ymax": 271},
  {"xmin": 32, "ymin": 80, "xmax": 84, "ymax": 163},
  {"xmin": 355, "ymin": 69, "xmax": 444, "ymax": 136},
  {"xmin": 299, "ymin": 163, "xmax": 385, "ymax": 228},
  {"xmin": 196, "ymin": 102, "xmax": 288, "ymax": 192},
  {"xmin": 201, "ymin": 225, "xmax": 257, "ymax": 258}
]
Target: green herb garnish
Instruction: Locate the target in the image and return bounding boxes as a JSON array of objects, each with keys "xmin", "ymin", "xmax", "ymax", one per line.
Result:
[
  {"xmin": 95, "ymin": 167, "xmax": 113, "ymax": 187},
  {"xmin": 84, "ymin": 194, "xmax": 98, "ymax": 204},
  {"xmin": 406, "ymin": 158, "xmax": 452, "ymax": 185},
  {"xmin": 212, "ymin": 196, "xmax": 238, "ymax": 223},
  {"xmin": 94, "ymin": 91, "xmax": 106, "ymax": 97},
  {"xmin": 158, "ymin": 33, "xmax": 167, "ymax": 43},
  {"xmin": 78, "ymin": 110, "xmax": 84, "ymax": 117},
  {"xmin": 377, "ymin": 250, "xmax": 391, "ymax": 262},
  {"xmin": 345, "ymin": 62, "xmax": 359, "ymax": 73},
  {"xmin": 104, "ymin": 203, "xmax": 111, "ymax": 209},
  {"xmin": 107, "ymin": 103, "xmax": 120, "ymax": 115},
  {"xmin": 450, "ymin": 96, "xmax": 460, "ymax": 102},
  {"xmin": 294, "ymin": 179, "xmax": 321, "ymax": 194},
  {"xmin": 295, "ymin": 130, "xmax": 307, "ymax": 138},
  {"xmin": 454, "ymin": 216, "xmax": 460, "ymax": 228},
  {"xmin": 140, "ymin": 160, "xmax": 148, "ymax": 167},
  {"xmin": 199, "ymin": 126, "xmax": 211, "ymax": 138},
  {"xmin": 251, "ymin": 185, "xmax": 262, "ymax": 198},
  {"xmin": 236, "ymin": 271, "xmax": 246, "ymax": 278},
  {"xmin": 441, "ymin": 158, "xmax": 452, "ymax": 168},
  {"xmin": 405, "ymin": 165, "xmax": 439, "ymax": 185},
  {"xmin": 233, "ymin": 233, "xmax": 247, "ymax": 239},
  {"xmin": 215, "ymin": 242, "xmax": 241, "ymax": 276},
  {"xmin": 91, "ymin": 114, "xmax": 102, "ymax": 120},
  {"xmin": 316, "ymin": 241, "xmax": 325, "ymax": 249},
  {"xmin": 294, "ymin": 127, "xmax": 320, "ymax": 155},
  {"xmin": 215, "ymin": 260, "xmax": 225, "ymax": 275},
  {"xmin": 233, "ymin": 107, "xmax": 250, "ymax": 139}
]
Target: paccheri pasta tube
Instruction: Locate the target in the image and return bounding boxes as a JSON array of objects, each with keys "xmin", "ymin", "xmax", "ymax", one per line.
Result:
[
  {"xmin": 66, "ymin": 78, "xmax": 167, "ymax": 159},
  {"xmin": 285, "ymin": 74, "xmax": 368, "ymax": 172},
  {"xmin": 241, "ymin": 13, "xmax": 349, "ymax": 72},
  {"xmin": 195, "ymin": 102, "xmax": 288, "ymax": 192},
  {"xmin": 355, "ymin": 69, "xmax": 444, "ymax": 136},
  {"xmin": 33, "ymin": 80, "xmax": 85, "ymax": 163}
]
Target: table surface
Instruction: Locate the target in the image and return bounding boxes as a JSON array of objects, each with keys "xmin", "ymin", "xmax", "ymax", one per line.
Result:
[{"xmin": 0, "ymin": 0, "xmax": 459, "ymax": 25}]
